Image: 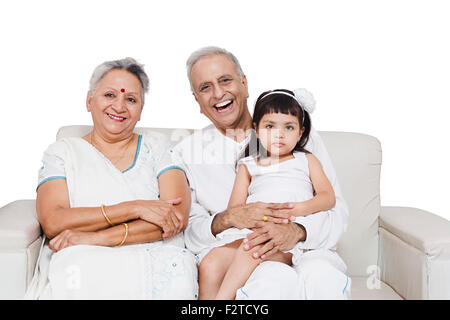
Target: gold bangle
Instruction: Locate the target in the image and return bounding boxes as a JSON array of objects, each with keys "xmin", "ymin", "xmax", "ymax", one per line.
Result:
[
  {"xmin": 117, "ymin": 223, "xmax": 128, "ymax": 247},
  {"xmin": 100, "ymin": 204, "xmax": 114, "ymax": 227}
]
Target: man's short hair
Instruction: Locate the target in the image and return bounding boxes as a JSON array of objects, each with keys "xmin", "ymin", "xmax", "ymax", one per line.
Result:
[{"xmin": 186, "ymin": 46, "xmax": 244, "ymax": 92}]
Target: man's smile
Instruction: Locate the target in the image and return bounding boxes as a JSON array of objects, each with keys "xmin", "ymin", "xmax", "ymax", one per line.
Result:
[{"xmin": 213, "ymin": 100, "xmax": 233, "ymax": 113}]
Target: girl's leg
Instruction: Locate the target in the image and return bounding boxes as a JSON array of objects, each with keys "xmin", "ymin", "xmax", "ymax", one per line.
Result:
[
  {"xmin": 215, "ymin": 244, "xmax": 293, "ymax": 300},
  {"xmin": 198, "ymin": 240, "xmax": 241, "ymax": 300},
  {"xmin": 215, "ymin": 242, "xmax": 261, "ymax": 300},
  {"xmin": 266, "ymin": 251, "xmax": 293, "ymax": 265}
]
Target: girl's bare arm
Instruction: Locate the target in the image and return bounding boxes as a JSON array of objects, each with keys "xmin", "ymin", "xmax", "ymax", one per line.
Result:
[{"xmin": 291, "ymin": 153, "xmax": 336, "ymax": 217}]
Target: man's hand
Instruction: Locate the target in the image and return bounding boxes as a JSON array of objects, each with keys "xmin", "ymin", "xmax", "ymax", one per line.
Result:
[
  {"xmin": 243, "ymin": 222, "xmax": 307, "ymax": 259},
  {"xmin": 211, "ymin": 202, "xmax": 294, "ymax": 236}
]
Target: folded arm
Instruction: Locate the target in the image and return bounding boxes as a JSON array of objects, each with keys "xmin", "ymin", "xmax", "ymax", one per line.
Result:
[
  {"xmin": 36, "ymin": 179, "xmax": 143, "ymax": 238},
  {"xmin": 38, "ymin": 169, "xmax": 190, "ymax": 251}
]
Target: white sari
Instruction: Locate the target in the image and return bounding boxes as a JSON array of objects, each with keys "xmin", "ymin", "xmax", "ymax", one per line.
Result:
[{"xmin": 25, "ymin": 131, "xmax": 198, "ymax": 299}]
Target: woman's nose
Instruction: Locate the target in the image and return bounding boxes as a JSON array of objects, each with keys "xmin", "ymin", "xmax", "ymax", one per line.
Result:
[{"xmin": 112, "ymin": 97, "xmax": 126, "ymax": 112}]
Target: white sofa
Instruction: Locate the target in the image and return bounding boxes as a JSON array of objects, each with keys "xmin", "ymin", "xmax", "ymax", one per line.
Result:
[{"xmin": 1, "ymin": 125, "xmax": 450, "ymax": 300}]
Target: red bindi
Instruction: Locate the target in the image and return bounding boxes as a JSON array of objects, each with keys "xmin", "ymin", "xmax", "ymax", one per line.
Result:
[{"xmin": 120, "ymin": 88, "xmax": 125, "ymax": 93}]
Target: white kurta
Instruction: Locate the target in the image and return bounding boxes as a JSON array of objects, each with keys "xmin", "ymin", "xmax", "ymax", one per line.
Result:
[
  {"xmin": 174, "ymin": 124, "xmax": 351, "ymax": 299},
  {"xmin": 25, "ymin": 132, "xmax": 198, "ymax": 300}
]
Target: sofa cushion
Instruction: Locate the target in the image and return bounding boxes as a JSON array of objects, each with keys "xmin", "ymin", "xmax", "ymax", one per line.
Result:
[
  {"xmin": 318, "ymin": 132, "xmax": 381, "ymax": 277},
  {"xmin": 350, "ymin": 277, "xmax": 402, "ymax": 300}
]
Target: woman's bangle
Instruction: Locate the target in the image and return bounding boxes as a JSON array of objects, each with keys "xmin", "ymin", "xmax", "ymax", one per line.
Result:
[
  {"xmin": 100, "ymin": 204, "xmax": 114, "ymax": 227},
  {"xmin": 117, "ymin": 223, "xmax": 128, "ymax": 247}
]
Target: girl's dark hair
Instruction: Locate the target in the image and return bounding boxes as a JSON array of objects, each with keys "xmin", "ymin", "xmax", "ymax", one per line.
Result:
[{"xmin": 242, "ymin": 89, "xmax": 311, "ymax": 160}]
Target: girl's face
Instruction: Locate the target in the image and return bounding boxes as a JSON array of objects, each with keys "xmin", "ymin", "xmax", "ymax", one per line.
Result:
[{"xmin": 255, "ymin": 112, "xmax": 304, "ymax": 158}]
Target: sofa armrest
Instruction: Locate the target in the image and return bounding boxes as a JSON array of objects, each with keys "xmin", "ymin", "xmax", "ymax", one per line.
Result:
[
  {"xmin": 0, "ymin": 199, "xmax": 42, "ymax": 299},
  {"xmin": 379, "ymin": 206, "xmax": 450, "ymax": 299},
  {"xmin": 0, "ymin": 200, "xmax": 41, "ymax": 249}
]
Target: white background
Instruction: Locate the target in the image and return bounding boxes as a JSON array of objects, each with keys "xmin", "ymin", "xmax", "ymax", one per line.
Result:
[{"xmin": 1, "ymin": 0, "xmax": 449, "ymax": 221}]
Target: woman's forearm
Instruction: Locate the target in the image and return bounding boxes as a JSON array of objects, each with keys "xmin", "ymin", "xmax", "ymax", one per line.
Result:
[
  {"xmin": 96, "ymin": 219, "xmax": 163, "ymax": 246},
  {"xmin": 40, "ymin": 201, "xmax": 145, "ymax": 238}
]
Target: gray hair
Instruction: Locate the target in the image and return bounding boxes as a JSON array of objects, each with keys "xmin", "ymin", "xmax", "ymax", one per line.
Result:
[
  {"xmin": 186, "ymin": 46, "xmax": 244, "ymax": 92},
  {"xmin": 89, "ymin": 57, "xmax": 149, "ymax": 105}
]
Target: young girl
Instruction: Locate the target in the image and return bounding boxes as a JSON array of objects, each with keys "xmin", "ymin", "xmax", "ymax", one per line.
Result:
[{"xmin": 198, "ymin": 88, "xmax": 336, "ymax": 300}]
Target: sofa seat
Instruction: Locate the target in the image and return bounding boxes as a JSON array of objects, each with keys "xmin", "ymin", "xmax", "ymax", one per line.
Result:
[{"xmin": 350, "ymin": 277, "xmax": 402, "ymax": 300}]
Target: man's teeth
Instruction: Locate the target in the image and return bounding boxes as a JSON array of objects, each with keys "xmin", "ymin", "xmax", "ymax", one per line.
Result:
[
  {"xmin": 215, "ymin": 100, "xmax": 232, "ymax": 108},
  {"xmin": 107, "ymin": 113, "xmax": 126, "ymax": 120},
  {"xmin": 214, "ymin": 100, "xmax": 233, "ymax": 113}
]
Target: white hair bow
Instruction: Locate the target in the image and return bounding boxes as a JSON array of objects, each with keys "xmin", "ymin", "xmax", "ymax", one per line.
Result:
[{"xmin": 292, "ymin": 88, "xmax": 316, "ymax": 114}]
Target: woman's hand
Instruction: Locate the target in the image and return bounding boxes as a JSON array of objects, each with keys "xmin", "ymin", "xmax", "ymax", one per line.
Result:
[
  {"xmin": 49, "ymin": 229, "xmax": 100, "ymax": 252},
  {"xmin": 135, "ymin": 198, "xmax": 183, "ymax": 240}
]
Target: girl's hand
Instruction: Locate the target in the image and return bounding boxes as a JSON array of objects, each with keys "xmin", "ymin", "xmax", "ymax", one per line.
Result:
[
  {"xmin": 49, "ymin": 229, "xmax": 99, "ymax": 252},
  {"xmin": 274, "ymin": 202, "xmax": 306, "ymax": 221},
  {"xmin": 135, "ymin": 198, "xmax": 183, "ymax": 240}
]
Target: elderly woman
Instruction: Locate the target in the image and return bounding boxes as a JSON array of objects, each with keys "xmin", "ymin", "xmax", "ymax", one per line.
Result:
[{"xmin": 25, "ymin": 58, "xmax": 198, "ymax": 299}]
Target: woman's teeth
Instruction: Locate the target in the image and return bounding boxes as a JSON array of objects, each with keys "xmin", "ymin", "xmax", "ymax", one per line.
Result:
[{"xmin": 107, "ymin": 113, "xmax": 126, "ymax": 121}]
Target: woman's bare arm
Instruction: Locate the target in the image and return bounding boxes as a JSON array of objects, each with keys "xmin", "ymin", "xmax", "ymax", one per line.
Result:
[
  {"xmin": 37, "ymin": 179, "xmax": 159, "ymax": 239},
  {"xmin": 155, "ymin": 168, "xmax": 191, "ymax": 238}
]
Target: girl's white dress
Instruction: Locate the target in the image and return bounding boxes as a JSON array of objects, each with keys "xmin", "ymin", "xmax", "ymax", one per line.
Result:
[
  {"xmin": 216, "ymin": 151, "xmax": 317, "ymax": 265},
  {"xmin": 25, "ymin": 132, "xmax": 198, "ymax": 299}
]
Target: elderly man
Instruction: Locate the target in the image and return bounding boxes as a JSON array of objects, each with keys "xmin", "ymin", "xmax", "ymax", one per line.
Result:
[{"xmin": 174, "ymin": 46, "xmax": 351, "ymax": 299}]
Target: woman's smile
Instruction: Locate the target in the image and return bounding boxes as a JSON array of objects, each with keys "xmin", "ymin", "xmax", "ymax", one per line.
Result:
[
  {"xmin": 106, "ymin": 112, "xmax": 127, "ymax": 122},
  {"xmin": 87, "ymin": 68, "xmax": 143, "ymax": 136}
]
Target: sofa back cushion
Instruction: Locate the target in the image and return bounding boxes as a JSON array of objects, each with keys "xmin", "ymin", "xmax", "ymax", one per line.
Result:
[
  {"xmin": 319, "ymin": 132, "xmax": 381, "ymax": 276},
  {"xmin": 57, "ymin": 126, "xmax": 382, "ymax": 277}
]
